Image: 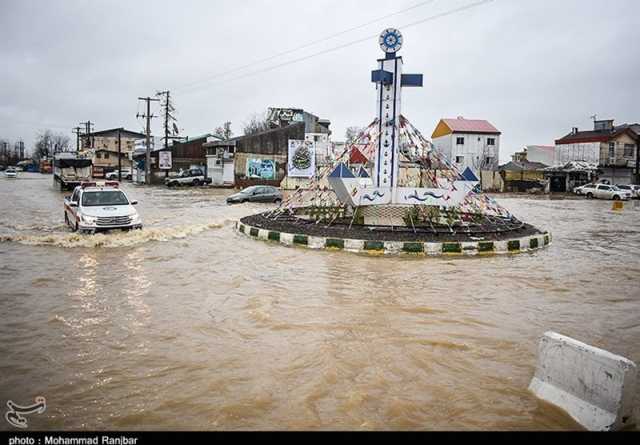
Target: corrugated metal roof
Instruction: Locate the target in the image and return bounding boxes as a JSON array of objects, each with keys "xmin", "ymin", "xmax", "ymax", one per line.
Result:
[
  {"xmin": 500, "ymin": 160, "xmax": 548, "ymax": 171},
  {"xmin": 442, "ymin": 118, "xmax": 500, "ymax": 134}
]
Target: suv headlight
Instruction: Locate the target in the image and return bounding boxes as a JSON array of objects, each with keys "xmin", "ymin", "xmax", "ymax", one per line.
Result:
[
  {"xmin": 81, "ymin": 215, "xmax": 97, "ymax": 225},
  {"xmin": 130, "ymin": 213, "xmax": 141, "ymax": 222}
]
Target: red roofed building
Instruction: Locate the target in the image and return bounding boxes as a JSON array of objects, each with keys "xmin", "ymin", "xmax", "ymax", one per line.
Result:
[
  {"xmin": 431, "ymin": 117, "xmax": 501, "ymax": 177},
  {"xmin": 555, "ymin": 119, "xmax": 639, "ymax": 184}
]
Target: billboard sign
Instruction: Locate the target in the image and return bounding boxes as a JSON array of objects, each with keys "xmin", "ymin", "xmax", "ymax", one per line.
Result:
[
  {"xmin": 159, "ymin": 151, "xmax": 172, "ymax": 170},
  {"xmin": 287, "ymin": 140, "xmax": 316, "ymax": 178}
]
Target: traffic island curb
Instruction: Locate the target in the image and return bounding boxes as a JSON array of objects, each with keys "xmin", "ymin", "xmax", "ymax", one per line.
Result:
[{"xmin": 234, "ymin": 220, "xmax": 552, "ymax": 257}]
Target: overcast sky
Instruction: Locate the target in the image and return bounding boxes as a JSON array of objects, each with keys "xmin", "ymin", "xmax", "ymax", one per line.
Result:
[{"xmin": 1, "ymin": 0, "xmax": 639, "ymax": 162}]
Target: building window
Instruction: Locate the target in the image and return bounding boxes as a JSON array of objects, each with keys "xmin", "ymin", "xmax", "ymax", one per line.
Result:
[
  {"xmin": 455, "ymin": 156, "xmax": 464, "ymax": 164},
  {"xmin": 104, "ymin": 152, "xmax": 110, "ymax": 159},
  {"xmin": 623, "ymin": 144, "xmax": 635, "ymax": 157},
  {"xmin": 609, "ymin": 142, "xmax": 615, "ymax": 159},
  {"xmin": 96, "ymin": 152, "xmax": 101, "ymax": 159},
  {"xmin": 456, "ymin": 137, "xmax": 465, "ymax": 145},
  {"xmin": 487, "ymin": 138, "xmax": 496, "ymax": 146}
]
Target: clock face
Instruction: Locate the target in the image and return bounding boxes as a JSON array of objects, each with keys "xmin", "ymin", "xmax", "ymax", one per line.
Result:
[{"xmin": 379, "ymin": 28, "xmax": 403, "ymax": 54}]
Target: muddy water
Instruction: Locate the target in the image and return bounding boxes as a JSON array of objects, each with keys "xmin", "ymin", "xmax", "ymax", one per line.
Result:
[{"xmin": 1, "ymin": 173, "xmax": 639, "ymax": 431}]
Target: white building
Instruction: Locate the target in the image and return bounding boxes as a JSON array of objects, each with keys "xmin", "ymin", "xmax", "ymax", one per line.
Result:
[
  {"xmin": 523, "ymin": 145, "xmax": 555, "ymax": 166},
  {"xmin": 431, "ymin": 117, "xmax": 501, "ymax": 178},
  {"xmin": 204, "ymin": 136, "xmax": 235, "ymax": 187}
]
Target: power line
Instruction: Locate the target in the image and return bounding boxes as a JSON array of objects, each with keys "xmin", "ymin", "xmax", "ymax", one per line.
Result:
[
  {"xmin": 174, "ymin": 0, "xmax": 437, "ymax": 93},
  {"xmin": 179, "ymin": 0, "xmax": 494, "ymax": 95}
]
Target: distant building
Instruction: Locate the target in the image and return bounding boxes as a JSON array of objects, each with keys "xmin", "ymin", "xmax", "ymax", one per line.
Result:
[
  {"xmin": 431, "ymin": 117, "xmax": 501, "ymax": 177},
  {"xmin": 498, "ymin": 160, "xmax": 548, "ymax": 193},
  {"xmin": 555, "ymin": 120, "xmax": 639, "ymax": 185},
  {"xmin": 543, "ymin": 161, "xmax": 599, "ymax": 193},
  {"xmin": 132, "ymin": 135, "xmax": 212, "ymax": 184},
  {"xmin": 210, "ymin": 108, "xmax": 331, "ymax": 189},
  {"xmin": 204, "ymin": 137, "xmax": 236, "ymax": 187},
  {"xmin": 80, "ymin": 128, "xmax": 146, "ymax": 178},
  {"xmin": 512, "ymin": 145, "xmax": 555, "ymax": 166}
]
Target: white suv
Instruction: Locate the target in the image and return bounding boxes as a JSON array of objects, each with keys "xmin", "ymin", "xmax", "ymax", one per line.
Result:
[
  {"xmin": 105, "ymin": 169, "xmax": 132, "ymax": 180},
  {"xmin": 584, "ymin": 184, "xmax": 632, "ymax": 201},
  {"xmin": 64, "ymin": 182, "xmax": 143, "ymax": 233}
]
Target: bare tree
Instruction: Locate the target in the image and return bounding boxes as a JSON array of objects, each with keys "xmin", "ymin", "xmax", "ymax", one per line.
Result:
[
  {"xmin": 33, "ymin": 130, "xmax": 71, "ymax": 161},
  {"xmin": 1, "ymin": 138, "xmax": 13, "ymax": 165},
  {"xmin": 214, "ymin": 121, "xmax": 233, "ymax": 141},
  {"xmin": 345, "ymin": 126, "xmax": 364, "ymax": 144},
  {"xmin": 471, "ymin": 144, "xmax": 498, "ymax": 191},
  {"xmin": 242, "ymin": 112, "xmax": 270, "ymax": 136}
]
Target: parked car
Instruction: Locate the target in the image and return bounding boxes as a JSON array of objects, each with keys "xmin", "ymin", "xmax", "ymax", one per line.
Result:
[
  {"xmin": 226, "ymin": 186, "xmax": 283, "ymax": 204},
  {"xmin": 574, "ymin": 183, "xmax": 596, "ymax": 195},
  {"xmin": 105, "ymin": 169, "xmax": 132, "ymax": 180},
  {"xmin": 64, "ymin": 182, "xmax": 143, "ymax": 233},
  {"xmin": 4, "ymin": 167, "xmax": 17, "ymax": 178},
  {"xmin": 615, "ymin": 184, "xmax": 640, "ymax": 199},
  {"xmin": 584, "ymin": 184, "xmax": 632, "ymax": 201},
  {"xmin": 164, "ymin": 168, "xmax": 212, "ymax": 187}
]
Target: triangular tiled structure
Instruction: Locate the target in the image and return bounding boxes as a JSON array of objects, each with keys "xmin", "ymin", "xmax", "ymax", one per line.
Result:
[
  {"xmin": 357, "ymin": 166, "xmax": 370, "ymax": 178},
  {"xmin": 328, "ymin": 162, "xmax": 355, "ymax": 178},
  {"xmin": 461, "ymin": 167, "xmax": 479, "ymax": 182}
]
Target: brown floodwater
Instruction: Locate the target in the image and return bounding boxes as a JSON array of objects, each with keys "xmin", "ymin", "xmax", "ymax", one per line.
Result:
[{"xmin": 1, "ymin": 173, "xmax": 639, "ymax": 431}]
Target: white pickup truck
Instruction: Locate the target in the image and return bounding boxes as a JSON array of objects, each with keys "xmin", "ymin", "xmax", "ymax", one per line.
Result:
[
  {"xmin": 64, "ymin": 182, "xmax": 143, "ymax": 233},
  {"xmin": 164, "ymin": 168, "xmax": 212, "ymax": 187}
]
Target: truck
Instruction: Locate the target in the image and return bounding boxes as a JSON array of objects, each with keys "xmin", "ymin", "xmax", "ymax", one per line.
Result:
[
  {"xmin": 164, "ymin": 168, "xmax": 212, "ymax": 187},
  {"xmin": 53, "ymin": 152, "xmax": 93, "ymax": 191},
  {"xmin": 64, "ymin": 181, "xmax": 143, "ymax": 233}
]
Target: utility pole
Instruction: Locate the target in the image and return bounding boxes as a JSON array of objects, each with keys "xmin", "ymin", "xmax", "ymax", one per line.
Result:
[
  {"xmin": 79, "ymin": 121, "xmax": 94, "ymax": 150},
  {"xmin": 137, "ymin": 97, "xmax": 159, "ymax": 185},
  {"xmin": 72, "ymin": 127, "xmax": 83, "ymax": 152},
  {"xmin": 117, "ymin": 128, "xmax": 122, "ymax": 182},
  {"xmin": 156, "ymin": 90, "xmax": 180, "ymax": 179}
]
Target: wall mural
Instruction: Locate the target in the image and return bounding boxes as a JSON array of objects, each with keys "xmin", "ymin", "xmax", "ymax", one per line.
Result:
[
  {"xmin": 287, "ymin": 140, "xmax": 316, "ymax": 178},
  {"xmin": 246, "ymin": 159, "xmax": 276, "ymax": 180}
]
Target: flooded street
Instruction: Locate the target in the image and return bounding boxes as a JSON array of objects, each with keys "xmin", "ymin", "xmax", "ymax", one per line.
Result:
[{"xmin": 1, "ymin": 173, "xmax": 639, "ymax": 430}]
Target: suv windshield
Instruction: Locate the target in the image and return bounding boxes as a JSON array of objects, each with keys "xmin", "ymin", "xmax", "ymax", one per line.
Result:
[{"xmin": 82, "ymin": 190, "xmax": 129, "ymax": 206}]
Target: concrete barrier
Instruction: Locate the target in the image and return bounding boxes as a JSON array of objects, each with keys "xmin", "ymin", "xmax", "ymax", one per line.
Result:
[{"xmin": 529, "ymin": 331, "xmax": 637, "ymax": 431}]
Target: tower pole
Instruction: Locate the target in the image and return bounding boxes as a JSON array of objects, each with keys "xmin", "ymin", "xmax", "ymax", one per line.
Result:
[
  {"xmin": 117, "ymin": 128, "xmax": 122, "ymax": 182},
  {"xmin": 138, "ymin": 97, "xmax": 159, "ymax": 185}
]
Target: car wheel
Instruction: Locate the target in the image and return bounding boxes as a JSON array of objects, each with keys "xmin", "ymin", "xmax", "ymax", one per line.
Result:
[
  {"xmin": 274, "ymin": 198, "xmax": 282, "ymax": 204},
  {"xmin": 64, "ymin": 212, "xmax": 69, "ymax": 226},
  {"xmin": 586, "ymin": 193, "xmax": 593, "ymax": 199},
  {"xmin": 613, "ymin": 195, "xmax": 620, "ymax": 201},
  {"xmin": 193, "ymin": 179, "xmax": 201, "ymax": 186},
  {"xmin": 73, "ymin": 221, "xmax": 78, "ymax": 232},
  {"xmin": 126, "ymin": 175, "xmax": 132, "ymax": 180}
]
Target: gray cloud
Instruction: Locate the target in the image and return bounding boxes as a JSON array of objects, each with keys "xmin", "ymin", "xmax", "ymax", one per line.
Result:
[{"xmin": 1, "ymin": 0, "xmax": 639, "ymax": 161}]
